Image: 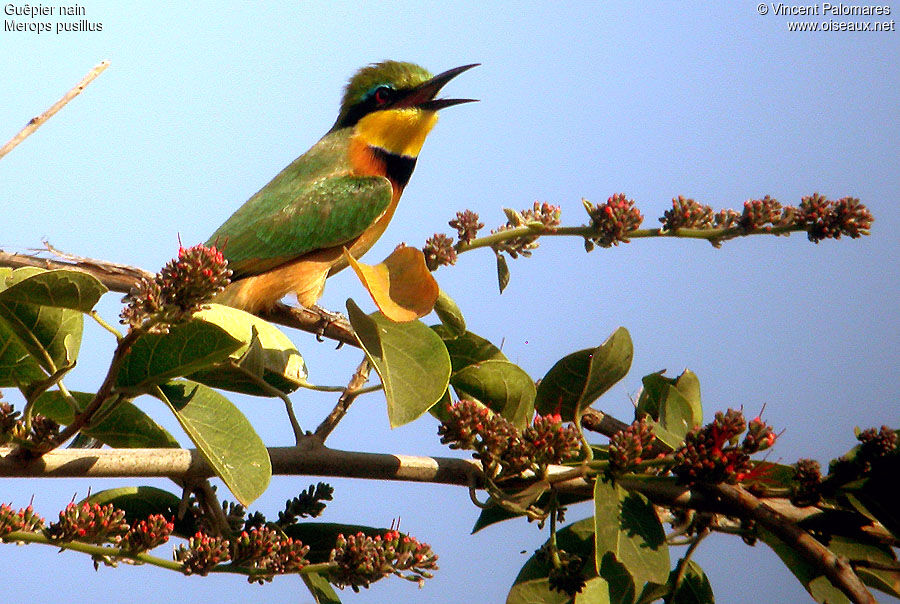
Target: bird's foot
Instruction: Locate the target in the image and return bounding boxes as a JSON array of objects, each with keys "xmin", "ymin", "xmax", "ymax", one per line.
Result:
[{"xmin": 311, "ymin": 305, "xmax": 348, "ymax": 343}]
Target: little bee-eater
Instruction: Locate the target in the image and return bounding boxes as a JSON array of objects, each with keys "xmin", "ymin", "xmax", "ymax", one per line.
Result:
[{"xmin": 207, "ymin": 61, "xmax": 478, "ymax": 313}]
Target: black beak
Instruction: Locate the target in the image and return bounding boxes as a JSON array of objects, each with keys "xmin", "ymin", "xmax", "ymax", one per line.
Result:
[{"xmin": 396, "ymin": 63, "xmax": 480, "ymax": 110}]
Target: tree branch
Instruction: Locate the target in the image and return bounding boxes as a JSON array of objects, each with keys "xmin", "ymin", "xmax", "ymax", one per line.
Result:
[
  {"xmin": 703, "ymin": 483, "xmax": 877, "ymax": 604},
  {"xmin": 0, "ymin": 444, "xmax": 820, "ymax": 525},
  {"xmin": 314, "ymin": 357, "xmax": 372, "ymax": 441},
  {"xmin": 0, "ymin": 60, "xmax": 109, "ymax": 160},
  {"xmin": 0, "ymin": 248, "xmax": 359, "ymax": 347}
]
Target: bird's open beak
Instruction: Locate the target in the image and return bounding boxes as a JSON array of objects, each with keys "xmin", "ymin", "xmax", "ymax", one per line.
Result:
[{"xmin": 397, "ymin": 63, "xmax": 480, "ymax": 111}]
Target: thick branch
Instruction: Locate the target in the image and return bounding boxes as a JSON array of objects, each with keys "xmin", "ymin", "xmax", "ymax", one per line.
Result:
[
  {"xmin": 0, "ymin": 445, "xmax": 816, "ymax": 524},
  {"xmin": 704, "ymin": 483, "xmax": 876, "ymax": 604}
]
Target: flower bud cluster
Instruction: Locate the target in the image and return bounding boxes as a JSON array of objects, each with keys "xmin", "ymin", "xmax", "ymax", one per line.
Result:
[
  {"xmin": 0, "ymin": 401, "xmax": 60, "ymax": 447},
  {"xmin": 491, "ymin": 202, "xmax": 561, "ymax": 258},
  {"xmin": 656, "ymin": 193, "xmax": 872, "ymax": 245},
  {"xmin": 608, "ymin": 416, "xmax": 658, "ymax": 474},
  {"xmin": 438, "ymin": 399, "xmax": 526, "ymax": 477},
  {"xmin": 422, "ymin": 233, "xmax": 457, "ymax": 270},
  {"xmin": 276, "ymin": 482, "xmax": 334, "ymax": 526},
  {"xmin": 523, "ymin": 412, "xmax": 582, "ymax": 469},
  {"xmin": 739, "ymin": 196, "xmax": 783, "ymax": 231},
  {"xmin": 827, "ymin": 425, "xmax": 898, "ymax": 486},
  {"xmin": 790, "ymin": 458, "xmax": 823, "ymax": 507},
  {"xmin": 175, "ymin": 531, "xmax": 232, "ymax": 576},
  {"xmin": 119, "ymin": 514, "xmax": 174, "ymax": 552},
  {"xmin": 0, "ymin": 504, "xmax": 44, "ymax": 540},
  {"xmin": 583, "ymin": 194, "xmax": 643, "ymax": 249},
  {"xmin": 438, "ymin": 400, "xmax": 581, "ymax": 480},
  {"xmin": 742, "ymin": 415, "xmax": 777, "ymax": 453},
  {"xmin": 173, "ymin": 527, "xmax": 310, "ymax": 580},
  {"xmin": 329, "ymin": 530, "xmax": 438, "ymax": 591},
  {"xmin": 46, "ymin": 502, "xmax": 129, "ymax": 544},
  {"xmin": 536, "ymin": 544, "xmax": 586, "ymax": 597},
  {"xmin": 448, "ymin": 209, "xmax": 484, "ymax": 244},
  {"xmin": 799, "ymin": 194, "xmax": 874, "ymax": 242},
  {"xmin": 672, "ymin": 409, "xmax": 777, "ymax": 486},
  {"xmin": 231, "ymin": 526, "xmax": 310, "ymax": 583},
  {"xmin": 857, "ymin": 425, "xmax": 898, "ymax": 460},
  {"xmin": 121, "ymin": 244, "xmax": 232, "ymax": 329},
  {"xmin": 659, "ymin": 196, "xmax": 715, "ymax": 230},
  {"xmin": 0, "ymin": 400, "xmax": 18, "ymax": 437}
]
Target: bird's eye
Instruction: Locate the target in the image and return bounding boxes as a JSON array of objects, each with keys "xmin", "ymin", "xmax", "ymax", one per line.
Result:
[{"xmin": 373, "ymin": 86, "xmax": 392, "ymax": 106}]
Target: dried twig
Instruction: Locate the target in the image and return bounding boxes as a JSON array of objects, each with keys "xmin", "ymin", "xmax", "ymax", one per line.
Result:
[
  {"xmin": 315, "ymin": 357, "xmax": 373, "ymax": 441},
  {"xmin": 0, "ymin": 60, "xmax": 110, "ymax": 160}
]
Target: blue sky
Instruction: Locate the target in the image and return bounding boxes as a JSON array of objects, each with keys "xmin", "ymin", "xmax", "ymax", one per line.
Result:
[{"xmin": 2, "ymin": 2, "xmax": 898, "ymax": 602}]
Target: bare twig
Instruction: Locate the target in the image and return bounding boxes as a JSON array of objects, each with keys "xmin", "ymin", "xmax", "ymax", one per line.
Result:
[
  {"xmin": 0, "ymin": 249, "xmax": 151, "ymax": 292},
  {"xmin": 0, "ymin": 60, "xmax": 109, "ymax": 160},
  {"xmin": 314, "ymin": 357, "xmax": 373, "ymax": 441}
]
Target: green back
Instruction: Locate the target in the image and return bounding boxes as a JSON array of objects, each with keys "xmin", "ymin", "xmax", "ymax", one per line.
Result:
[{"xmin": 206, "ymin": 128, "xmax": 392, "ymax": 278}]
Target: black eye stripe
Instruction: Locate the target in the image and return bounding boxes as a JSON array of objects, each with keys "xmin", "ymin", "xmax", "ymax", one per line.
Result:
[{"xmin": 334, "ymin": 85, "xmax": 397, "ymax": 129}]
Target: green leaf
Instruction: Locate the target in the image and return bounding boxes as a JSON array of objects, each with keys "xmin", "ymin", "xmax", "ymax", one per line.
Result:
[
  {"xmin": 652, "ymin": 385, "xmax": 696, "ymax": 450},
  {"xmin": 0, "ymin": 268, "xmax": 83, "ymax": 377},
  {"xmin": 670, "ymin": 560, "xmax": 714, "ymax": 604},
  {"xmin": 636, "ymin": 370, "xmax": 702, "ymax": 450},
  {"xmin": 156, "ymin": 380, "xmax": 271, "ymax": 506},
  {"xmin": 433, "ymin": 288, "xmax": 466, "ymax": 337},
  {"xmin": 302, "ymin": 572, "xmax": 343, "ymax": 604},
  {"xmin": 428, "ymin": 327, "xmax": 535, "ymax": 427},
  {"xmin": 33, "ymin": 390, "xmax": 179, "ymax": 448},
  {"xmin": 497, "ymin": 253, "xmax": 510, "ymax": 293},
  {"xmin": 0, "ymin": 268, "xmax": 44, "ymax": 386},
  {"xmin": 187, "ymin": 303, "xmax": 307, "ymax": 395},
  {"xmin": 450, "ymin": 359, "xmax": 536, "ymax": 429},
  {"xmin": 636, "ymin": 370, "xmax": 702, "ymax": 426},
  {"xmin": 0, "ymin": 268, "xmax": 107, "ymax": 312},
  {"xmin": 117, "ymin": 319, "xmax": 243, "ymax": 390},
  {"xmin": 594, "ymin": 478, "xmax": 670, "ymax": 591},
  {"xmin": 507, "ymin": 576, "xmax": 611, "ymax": 604},
  {"xmin": 598, "ymin": 552, "xmax": 636, "ymax": 604},
  {"xmin": 508, "ymin": 517, "xmax": 607, "ymax": 604},
  {"xmin": 828, "ymin": 535, "xmax": 900, "ymax": 598},
  {"xmin": 759, "ymin": 528, "xmax": 850, "ymax": 603},
  {"xmin": 433, "ymin": 327, "xmax": 508, "ymax": 369},
  {"xmin": 0, "ymin": 315, "xmax": 46, "ymax": 387},
  {"xmin": 346, "ymin": 299, "xmax": 451, "ymax": 427},
  {"xmin": 534, "ymin": 327, "xmax": 633, "ymax": 421}
]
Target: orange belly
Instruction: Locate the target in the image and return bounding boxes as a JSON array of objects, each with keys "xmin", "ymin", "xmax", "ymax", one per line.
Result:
[{"xmin": 218, "ymin": 136, "xmax": 404, "ymax": 313}]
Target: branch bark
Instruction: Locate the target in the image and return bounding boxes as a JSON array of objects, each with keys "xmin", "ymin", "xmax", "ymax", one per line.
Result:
[
  {"xmin": 0, "ymin": 444, "xmax": 815, "ymax": 525},
  {"xmin": 704, "ymin": 483, "xmax": 877, "ymax": 604}
]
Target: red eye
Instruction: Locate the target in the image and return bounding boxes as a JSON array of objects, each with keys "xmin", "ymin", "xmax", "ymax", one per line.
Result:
[{"xmin": 374, "ymin": 86, "xmax": 391, "ymax": 106}]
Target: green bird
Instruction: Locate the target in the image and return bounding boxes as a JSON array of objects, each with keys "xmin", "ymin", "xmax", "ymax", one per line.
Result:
[{"xmin": 206, "ymin": 60, "xmax": 477, "ymax": 314}]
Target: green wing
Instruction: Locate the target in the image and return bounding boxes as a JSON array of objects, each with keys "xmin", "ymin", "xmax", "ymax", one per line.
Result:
[{"xmin": 207, "ymin": 169, "xmax": 392, "ymax": 279}]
